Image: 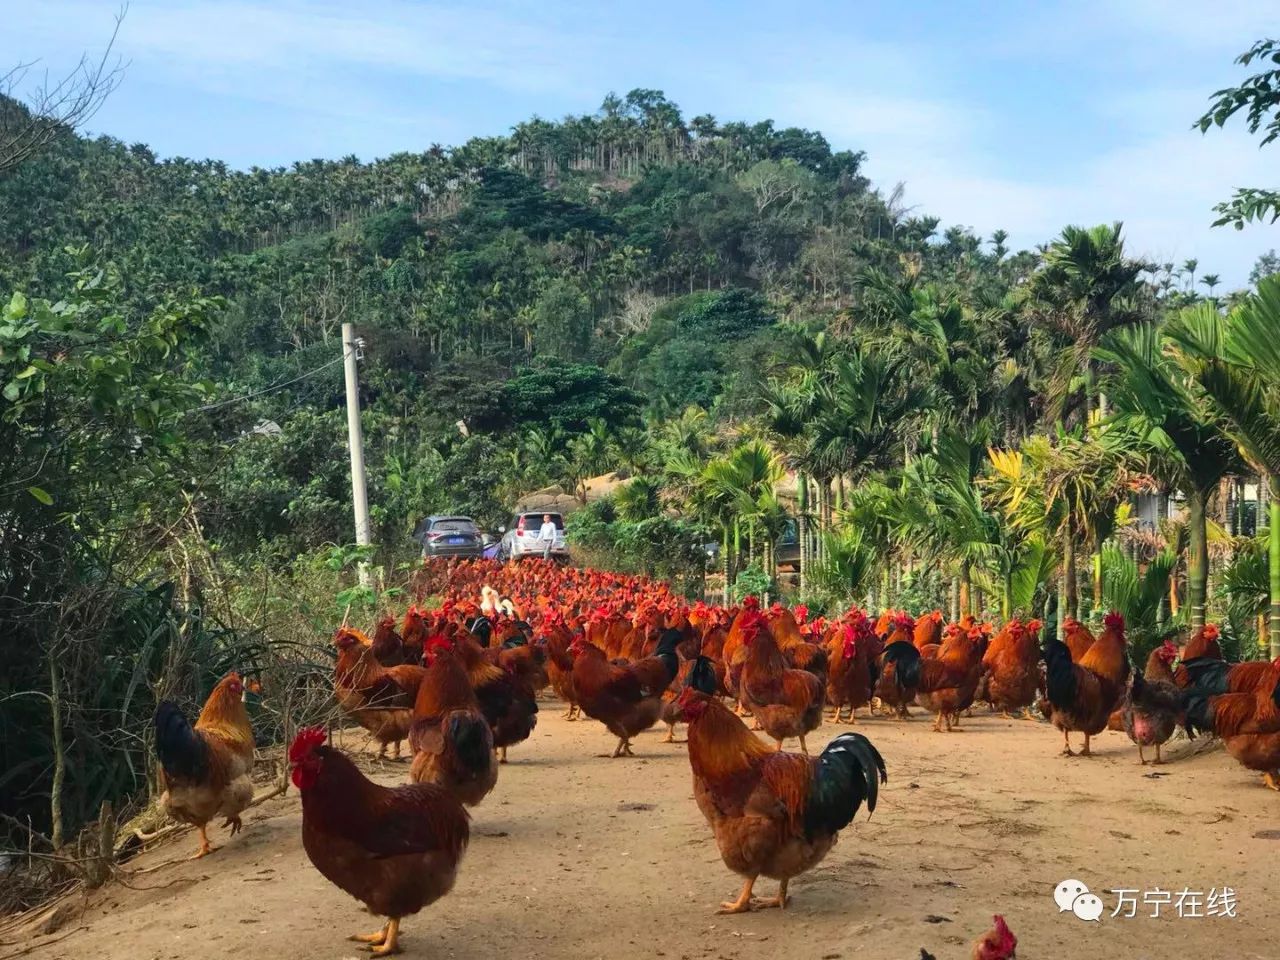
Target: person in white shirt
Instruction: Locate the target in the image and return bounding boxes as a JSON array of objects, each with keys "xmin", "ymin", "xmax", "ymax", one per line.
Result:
[{"xmin": 538, "ymin": 514, "xmax": 557, "ymax": 560}]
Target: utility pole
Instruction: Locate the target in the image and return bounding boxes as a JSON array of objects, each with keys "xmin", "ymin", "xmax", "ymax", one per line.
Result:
[{"xmin": 342, "ymin": 323, "xmax": 371, "ymax": 585}]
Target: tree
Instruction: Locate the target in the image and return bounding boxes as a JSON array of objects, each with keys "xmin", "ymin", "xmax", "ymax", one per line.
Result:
[
  {"xmin": 1168, "ymin": 276, "xmax": 1280, "ymax": 654},
  {"xmin": 1026, "ymin": 223, "xmax": 1148, "ymax": 425},
  {"xmin": 1095, "ymin": 319, "xmax": 1240, "ymax": 630},
  {"xmin": 1, "ymin": 11, "xmax": 125, "ymax": 174},
  {"xmin": 1197, "ymin": 38, "xmax": 1280, "ymax": 228}
]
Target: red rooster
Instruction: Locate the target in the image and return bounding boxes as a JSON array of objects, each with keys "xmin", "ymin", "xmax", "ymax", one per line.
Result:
[{"xmin": 290, "ymin": 728, "xmax": 469, "ymax": 956}]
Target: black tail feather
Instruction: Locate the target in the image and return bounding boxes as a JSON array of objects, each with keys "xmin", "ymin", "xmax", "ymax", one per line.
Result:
[
  {"xmin": 687, "ymin": 656, "xmax": 719, "ymax": 696},
  {"xmin": 1042, "ymin": 639, "xmax": 1077, "ymax": 709},
  {"xmin": 446, "ymin": 711, "xmax": 494, "ymax": 773},
  {"xmin": 804, "ymin": 732, "xmax": 888, "ymax": 839},
  {"xmin": 1181, "ymin": 657, "xmax": 1231, "ymax": 696},
  {"xmin": 881, "ymin": 641, "xmax": 921, "ymax": 692},
  {"xmin": 1181, "ymin": 692, "xmax": 1214, "ymax": 739},
  {"xmin": 153, "ymin": 701, "xmax": 208, "ymax": 781}
]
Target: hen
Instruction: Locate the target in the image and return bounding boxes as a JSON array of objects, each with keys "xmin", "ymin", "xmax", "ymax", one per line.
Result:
[
  {"xmin": 153, "ymin": 672, "xmax": 258, "ymax": 859},
  {"xmin": 291, "ymin": 728, "xmax": 469, "ymax": 956},
  {"xmin": 672, "ymin": 658, "xmax": 886, "ymax": 915},
  {"xmin": 334, "ymin": 627, "xmax": 426, "ymax": 761},
  {"xmin": 1042, "ymin": 611, "xmax": 1130, "ymax": 756},
  {"xmin": 738, "ymin": 610, "xmax": 824, "ymax": 753},
  {"xmin": 571, "ymin": 630, "xmax": 681, "ymax": 757},
  {"xmin": 1121, "ymin": 641, "xmax": 1183, "ymax": 765}
]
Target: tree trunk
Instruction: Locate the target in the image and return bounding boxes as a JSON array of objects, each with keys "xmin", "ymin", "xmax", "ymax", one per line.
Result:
[
  {"xmin": 49, "ymin": 651, "xmax": 65, "ymax": 851},
  {"xmin": 1001, "ymin": 568, "xmax": 1013, "ymax": 620},
  {"xmin": 1270, "ymin": 477, "xmax": 1280, "ymax": 659},
  {"xmin": 959, "ymin": 561, "xmax": 972, "ymax": 617},
  {"xmin": 1091, "ymin": 546, "xmax": 1104, "ymax": 617},
  {"xmin": 722, "ymin": 526, "xmax": 731, "ymax": 606},
  {"xmin": 1063, "ymin": 523, "xmax": 1078, "ymax": 621},
  {"xmin": 1187, "ymin": 488, "xmax": 1209, "ymax": 632},
  {"xmin": 797, "ymin": 473, "xmax": 808, "ymax": 598}
]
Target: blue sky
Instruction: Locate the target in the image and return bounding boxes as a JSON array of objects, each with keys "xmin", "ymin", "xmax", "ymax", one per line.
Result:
[{"xmin": 3, "ymin": 0, "xmax": 1277, "ymax": 287}]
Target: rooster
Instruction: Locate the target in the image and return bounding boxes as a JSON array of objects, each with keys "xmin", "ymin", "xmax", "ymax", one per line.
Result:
[
  {"xmin": 873, "ymin": 613, "xmax": 917, "ymax": 719},
  {"xmin": 571, "ymin": 630, "xmax": 681, "ymax": 757},
  {"xmin": 1174, "ymin": 623, "xmax": 1224, "ymax": 686},
  {"xmin": 153, "ymin": 672, "xmax": 259, "ymax": 859},
  {"xmin": 969, "ymin": 915, "xmax": 1018, "ymax": 959},
  {"xmin": 1061, "ymin": 616, "xmax": 1095, "ymax": 662},
  {"xmin": 291, "ymin": 727, "xmax": 469, "ymax": 956},
  {"xmin": 883, "ymin": 627, "xmax": 984, "ymax": 733},
  {"xmin": 982, "ymin": 619, "xmax": 1042, "ymax": 720},
  {"xmin": 738, "ymin": 609, "xmax": 824, "ymax": 754},
  {"xmin": 826, "ymin": 612, "xmax": 876, "ymax": 724},
  {"xmin": 671, "ymin": 658, "xmax": 886, "ymax": 915},
  {"xmin": 408, "ymin": 637, "xmax": 498, "ymax": 807},
  {"xmin": 1042, "ymin": 611, "xmax": 1130, "ymax": 756},
  {"xmin": 451, "ymin": 632, "xmax": 538, "ymax": 764},
  {"xmin": 1184, "ymin": 675, "xmax": 1280, "ymax": 790}
]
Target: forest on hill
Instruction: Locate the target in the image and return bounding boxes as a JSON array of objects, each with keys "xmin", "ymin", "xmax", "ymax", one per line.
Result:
[{"xmin": 4, "ymin": 63, "xmax": 1280, "ymax": 878}]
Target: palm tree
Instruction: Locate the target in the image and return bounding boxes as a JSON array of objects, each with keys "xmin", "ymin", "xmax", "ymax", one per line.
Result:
[
  {"xmin": 1027, "ymin": 223, "xmax": 1148, "ymax": 425},
  {"xmin": 1095, "ymin": 318, "xmax": 1240, "ymax": 630},
  {"xmin": 1182, "ymin": 258, "xmax": 1199, "ymax": 293},
  {"xmin": 1200, "ymin": 274, "xmax": 1222, "ymax": 302},
  {"xmin": 1168, "ymin": 276, "xmax": 1280, "ymax": 654}
]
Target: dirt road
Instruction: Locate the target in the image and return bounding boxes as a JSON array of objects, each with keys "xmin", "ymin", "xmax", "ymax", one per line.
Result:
[{"xmin": 23, "ymin": 705, "xmax": 1277, "ymax": 960}]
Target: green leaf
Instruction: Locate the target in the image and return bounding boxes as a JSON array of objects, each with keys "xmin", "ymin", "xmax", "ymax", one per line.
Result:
[
  {"xmin": 14, "ymin": 365, "xmax": 38, "ymax": 380},
  {"xmin": 2, "ymin": 381, "xmax": 19, "ymax": 402},
  {"xmin": 26, "ymin": 486, "xmax": 53, "ymax": 505}
]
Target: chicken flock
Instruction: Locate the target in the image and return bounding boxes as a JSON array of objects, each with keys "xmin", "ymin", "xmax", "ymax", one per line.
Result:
[{"xmin": 150, "ymin": 559, "xmax": 1280, "ymax": 958}]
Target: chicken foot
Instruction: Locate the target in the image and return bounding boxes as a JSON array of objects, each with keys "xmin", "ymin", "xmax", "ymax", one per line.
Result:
[
  {"xmin": 192, "ymin": 825, "xmax": 214, "ymax": 859},
  {"xmin": 717, "ymin": 876, "xmax": 787, "ymax": 914},
  {"xmin": 223, "ymin": 815, "xmax": 243, "ymax": 837},
  {"xmin": 611, "ymin": 737, "xmax": 635, "ymax": 758},
  {"xmin": 351, "ymin": 918, "xmax": 401, "ymax": 956},
  {"xmin": 498, "ymin": 746, "xmax": 508, "ymax": 764},
  {"xmin": 1263, "ymin": 771, "xmax": 1280, "ymax": 791}
]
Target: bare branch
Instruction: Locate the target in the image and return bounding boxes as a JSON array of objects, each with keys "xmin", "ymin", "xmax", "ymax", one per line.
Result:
[{"xmin": 0, "ymin": 5, "xmax": 128, "ymax": 175}]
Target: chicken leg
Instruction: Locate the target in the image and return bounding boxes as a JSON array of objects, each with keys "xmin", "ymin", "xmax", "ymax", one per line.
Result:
[
  {"xmin": 1263, "ymin": 771, "xmax": 1280, "ymax": 791},
  {"xmin": 718, "ymin": 876, "xmax": 759, "ymax": 914},
  {"xmin": 757, "ymin": 879, "xmax": 789, "ymax": 910},
  {"xmin": 192, "ymin": 825, "xmax": 214, "ymax": 859},
  {"xmin": 1061, "ymin": 730, "xmax": 1075, "ymax": 757},
  {"xmin": 351, "ymin": 918, "xmax": 401, "ymax": 956}
]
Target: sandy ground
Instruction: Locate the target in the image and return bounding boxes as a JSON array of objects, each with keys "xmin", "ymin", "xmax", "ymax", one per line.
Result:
[{"xmin": 17, "ymin": 702, "xmax": 1280, "ymax": 960}]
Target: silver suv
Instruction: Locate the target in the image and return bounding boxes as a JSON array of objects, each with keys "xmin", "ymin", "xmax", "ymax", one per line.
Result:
[{"xmin": 499, "ymin": 512, "xmax": 568, "ymax": 561}]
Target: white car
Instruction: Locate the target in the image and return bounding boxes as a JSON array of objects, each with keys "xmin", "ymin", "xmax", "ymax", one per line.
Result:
[{"xmin": 499, "ymin": 512, "xmax": 569, "ymax": 561}]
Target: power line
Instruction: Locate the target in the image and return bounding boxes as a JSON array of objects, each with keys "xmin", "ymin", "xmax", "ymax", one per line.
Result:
[{"xmin": 189, "ymin": 350, "xmax": 350, "ymax": 414}]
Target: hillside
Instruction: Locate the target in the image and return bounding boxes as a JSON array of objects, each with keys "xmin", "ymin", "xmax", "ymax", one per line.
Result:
[{"xmin": 0, "ymin": 87, "xmax": 1028, "ymax": 556}]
